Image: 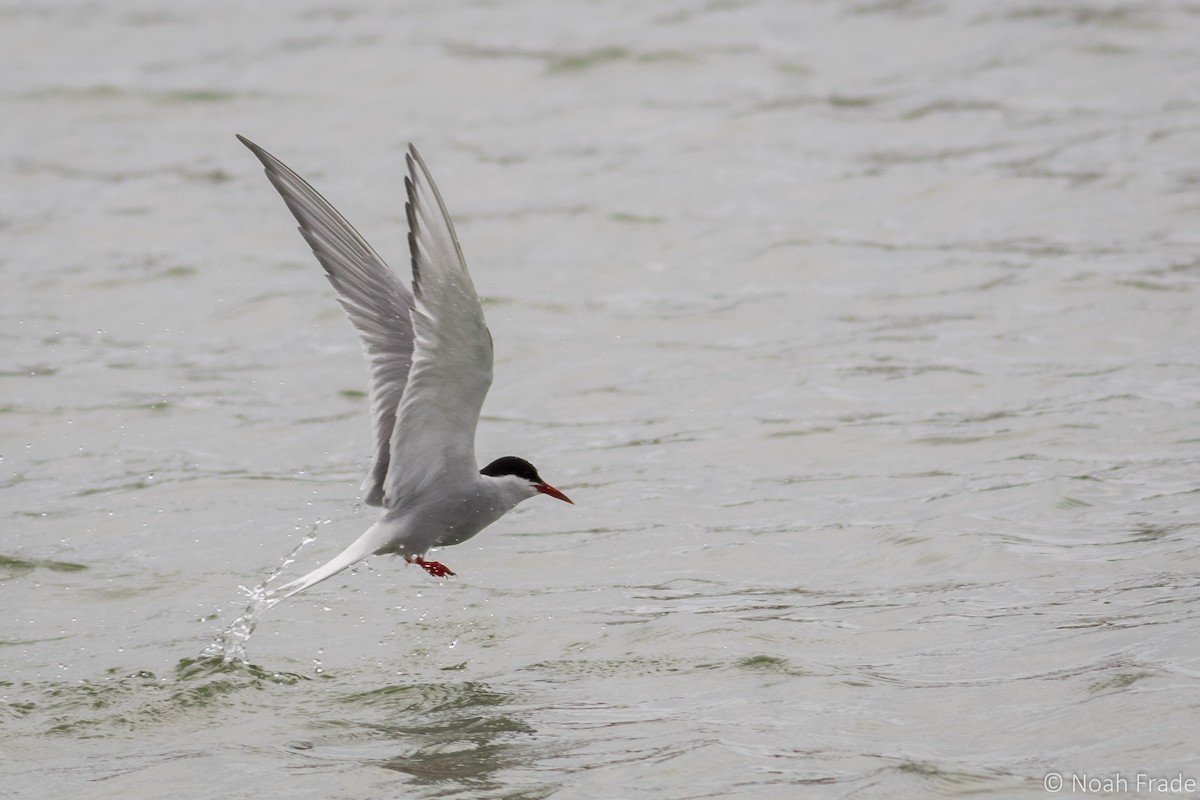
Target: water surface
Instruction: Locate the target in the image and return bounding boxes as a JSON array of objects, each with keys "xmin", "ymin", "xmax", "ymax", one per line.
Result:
[{"xmin": 4, "ymin": 2, "xmax": 1200, "ymax": 797}]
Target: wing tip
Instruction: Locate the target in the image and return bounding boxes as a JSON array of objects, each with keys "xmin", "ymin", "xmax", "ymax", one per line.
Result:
[
  {"xmin": 407, "ymin": 144, "xmax": 434, "ymax": 185},
  {"xmin": 236, "ymin": 133, "xmax": 281, "ymax": 175},
  {"xmin": 404, "ymin": 168, "xmax": 422, "ymax": 294},
  {"xmin": 236, "ymin": 133, "xmax": 262, "ymax": 155}
]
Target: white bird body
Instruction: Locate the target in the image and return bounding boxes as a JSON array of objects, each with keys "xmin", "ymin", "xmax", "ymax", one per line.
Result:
[{"xmin": 235, "ymin": 136, "xmax": 572, "ymax": 608}]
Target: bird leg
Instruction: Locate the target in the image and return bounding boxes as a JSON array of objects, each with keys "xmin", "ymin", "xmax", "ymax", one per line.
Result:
[{"xmin": 405, "ymin": 555, "xmax": 456, "ymax": 577}]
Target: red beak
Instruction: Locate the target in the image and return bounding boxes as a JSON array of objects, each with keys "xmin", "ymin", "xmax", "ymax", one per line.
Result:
[{"xmin": 536, "ymin": 483, "xmax": 574, "ymax": 504}]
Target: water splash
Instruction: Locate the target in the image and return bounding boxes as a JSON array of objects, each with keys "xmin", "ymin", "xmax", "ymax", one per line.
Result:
[{"xmin": 200, "ymin": 521, "xmax": 324, "ymax": 663}]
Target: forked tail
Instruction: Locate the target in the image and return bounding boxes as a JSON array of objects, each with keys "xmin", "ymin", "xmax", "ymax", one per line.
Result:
[
  {"xmin": 264, "ymin": 522, "xmax": 387, "ymax": 608},
  {"xmin": 202, "ymin": 521, "xmax": 388, "ymax": 663}
]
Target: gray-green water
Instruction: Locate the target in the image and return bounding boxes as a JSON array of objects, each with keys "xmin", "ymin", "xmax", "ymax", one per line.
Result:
[{"xmin": 4, "ymin": 2, "xmax": 1200, "ymax": 797}]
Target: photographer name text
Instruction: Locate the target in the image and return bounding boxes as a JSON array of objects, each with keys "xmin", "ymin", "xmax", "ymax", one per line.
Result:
[{"xmin": 1044, "ymin": 772, "xmax": 1197, "ymax": 794}]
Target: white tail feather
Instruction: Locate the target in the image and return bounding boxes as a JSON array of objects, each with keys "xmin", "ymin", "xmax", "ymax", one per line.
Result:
[{"xmin": 265, "ymin": 522, "xmax": 388, "ymax": 607}]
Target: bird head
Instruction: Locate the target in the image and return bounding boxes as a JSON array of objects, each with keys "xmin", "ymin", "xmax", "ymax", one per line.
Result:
[{"xmin": 480, "ymin": 456, "xmax": 573, "ymax": 504}]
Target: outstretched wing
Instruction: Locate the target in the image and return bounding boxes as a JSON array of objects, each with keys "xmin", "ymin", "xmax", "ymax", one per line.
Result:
[
  {"xmin": 238, "ymin": 135, "xmax": 414, "ymax": 507},
  {"xmin": 383, "ymin": 145, "xmax": 494, "ymax": 509}
]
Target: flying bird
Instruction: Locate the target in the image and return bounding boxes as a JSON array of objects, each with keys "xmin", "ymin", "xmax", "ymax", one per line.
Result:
[{"xmin": 236, "ymin": 135, "xmax": 573, "ymax": 606}]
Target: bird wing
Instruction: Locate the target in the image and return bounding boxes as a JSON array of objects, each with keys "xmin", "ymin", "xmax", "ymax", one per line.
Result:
[
  {"xmin": 383, "ymin": 145, "xmax": 494, "ymax": 509},
  {"xmin": 238, "ymin": 135, "xmax": 414, "ymax": 507}
]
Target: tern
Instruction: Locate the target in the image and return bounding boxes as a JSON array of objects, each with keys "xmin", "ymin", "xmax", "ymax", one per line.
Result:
[{"xmin": 237, "ymin": 135, "xmax": 573, "ymax": 606}]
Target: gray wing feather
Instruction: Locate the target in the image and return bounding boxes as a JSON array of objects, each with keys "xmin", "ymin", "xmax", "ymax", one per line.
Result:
[
  {"xmin": 382, "ymin": 145, "xmax": 494, "ymax": 509},
  {"xmin": 237, "ymin": 135, "xmax": 414, "ymax": 507}
]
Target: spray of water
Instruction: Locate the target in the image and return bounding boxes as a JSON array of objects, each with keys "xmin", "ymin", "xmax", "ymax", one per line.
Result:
[{"xmin": 200, "ymin": 520, "xmax": 326, "ymax": 664}]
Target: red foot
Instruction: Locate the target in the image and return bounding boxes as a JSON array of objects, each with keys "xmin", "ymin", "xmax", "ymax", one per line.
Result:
[{"xmin": 407, "ymin": 556, "xmax": 455, "ymax": 578}]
